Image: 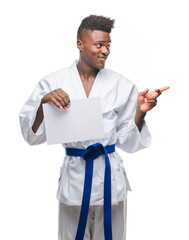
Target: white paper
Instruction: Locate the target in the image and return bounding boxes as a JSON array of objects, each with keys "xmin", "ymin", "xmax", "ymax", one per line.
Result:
[{"xmin": 43, "ymin": 98, "xmax": 105, "ymax": 144}]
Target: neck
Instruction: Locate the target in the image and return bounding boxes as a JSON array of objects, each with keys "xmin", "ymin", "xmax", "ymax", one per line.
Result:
[{"xmin": 77, "ymin": 57, "xmax": 99, "ymax": 80}]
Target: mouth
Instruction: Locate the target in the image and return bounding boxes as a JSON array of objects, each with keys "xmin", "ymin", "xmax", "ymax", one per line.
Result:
[{"xmin": 98, "ymin": 56, "xmax": 107, "ymax": 63}]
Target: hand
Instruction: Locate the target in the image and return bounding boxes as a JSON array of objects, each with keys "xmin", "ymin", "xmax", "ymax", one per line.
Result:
[
  {"xmin": 41, "ymin": 88, "xmax": 71, "ymax": 110},
  {"xmin": 137, "ymin": 86, "xmax": 170, "ymax": 113}
]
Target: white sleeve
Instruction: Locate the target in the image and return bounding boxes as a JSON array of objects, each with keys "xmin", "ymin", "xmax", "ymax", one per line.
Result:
[
  {"xmin": 19, "ymin": 78, "xmax": 50, "ymax": 146},
  {"xmin": 115, "ymin": 85, "xmax": 151, "ymax": 153}
]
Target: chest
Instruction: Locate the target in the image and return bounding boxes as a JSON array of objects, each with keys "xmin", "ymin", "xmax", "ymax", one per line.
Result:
[{"xmin": 80, "ymin": 77, "xmax": 96, "ymax": 98}]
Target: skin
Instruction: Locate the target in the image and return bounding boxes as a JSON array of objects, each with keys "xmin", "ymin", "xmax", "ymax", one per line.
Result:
[
  {"xmin": 135, "ymin": 86, "xmax": 170, "ymax": 131},
  {"xmin": 76, "ymin": 30, "xmax": 111, "ymax": 97},
  {"xmin": 32, "ymin": 30, "xmax": 170, "ymax": 133}
]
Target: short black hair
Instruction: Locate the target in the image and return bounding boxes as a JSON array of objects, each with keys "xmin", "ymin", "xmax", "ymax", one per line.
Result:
[{"xmin": 77, "ymin": 15, "xmax": 115, "ymax": 40}]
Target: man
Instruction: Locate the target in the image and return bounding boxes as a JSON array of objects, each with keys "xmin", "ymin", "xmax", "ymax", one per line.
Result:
[{"xmin": 20, "ymin": 15, "xmax": 169, "ymax": 240}]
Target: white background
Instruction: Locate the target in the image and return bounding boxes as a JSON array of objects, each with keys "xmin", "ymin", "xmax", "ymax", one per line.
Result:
[{"xmin": 0, "ymin": 0, "xmax": 189, "ymax": 239}]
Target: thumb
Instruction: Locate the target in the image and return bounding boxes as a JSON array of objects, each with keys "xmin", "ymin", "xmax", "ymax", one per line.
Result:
[{"xmin": 139, "ymin": 88, "xmax": 149, "ymax": 96}]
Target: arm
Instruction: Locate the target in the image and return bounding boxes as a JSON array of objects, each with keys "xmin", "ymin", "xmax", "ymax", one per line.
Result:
[
  {"xmin": 115, "ymin": 84, "xmax": 151, "ymax": 153},
  {"xmin": 135, "ymin": 86, "xmax": 170, "ymax": 131},
  {"xmin": 20, "ymin": 77, "xmax": 71, "ymax": 145}
]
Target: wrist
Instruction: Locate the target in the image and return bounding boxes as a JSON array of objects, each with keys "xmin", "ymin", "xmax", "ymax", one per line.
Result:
[
  {"xmin": 135, "ymin": 106, "xmax": 146, "ymax": 132},
  {"xmin": 136, "ymin": 106, "xmax": 147, "ymax": 117}
]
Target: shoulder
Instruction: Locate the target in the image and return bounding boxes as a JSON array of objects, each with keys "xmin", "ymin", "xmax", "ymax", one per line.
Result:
[
  {"xmin": 39, "ymin": 61, "xmax": 77, "ymax": 87},
  {"xmin": 101, "ymin": 68, "xmax": 135, "ymax": 91},
  {"xmin": 42, "ymin": 67, "xmax": 70, "ymax": 83},
  {"xmin": 37, "ymin": 65, "xmax": 72, "ymax": 90}
]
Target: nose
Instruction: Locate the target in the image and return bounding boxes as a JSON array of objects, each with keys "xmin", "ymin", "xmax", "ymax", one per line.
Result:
[{"xmin": 101, "ymin": 46, "xmax": 110, "ymax": 55}]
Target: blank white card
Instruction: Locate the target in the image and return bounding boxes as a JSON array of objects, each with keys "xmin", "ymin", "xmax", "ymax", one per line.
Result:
[{"xmin": 43, "ymin": 98, "xmax": 105, "ymax": 144}]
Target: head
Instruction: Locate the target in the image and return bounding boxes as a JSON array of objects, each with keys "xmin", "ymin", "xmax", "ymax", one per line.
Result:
[{"xmin": 77, "ymin": 15, "xmax": 115, "ymax": 70}]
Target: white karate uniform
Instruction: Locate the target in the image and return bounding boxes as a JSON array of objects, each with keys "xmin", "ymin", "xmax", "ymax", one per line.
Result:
[{"xmin": 20, "ymin": 60, "xmax": 151, "ymax": 239}]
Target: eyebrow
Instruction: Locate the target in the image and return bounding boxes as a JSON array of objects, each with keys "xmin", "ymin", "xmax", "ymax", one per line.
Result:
[{"xmin": 95, "ymin": 40, "xmax": 112, "ymax": 43}]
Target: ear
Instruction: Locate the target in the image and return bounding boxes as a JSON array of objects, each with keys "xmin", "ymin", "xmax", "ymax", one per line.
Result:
[{"xmin": 77, "ymin": 40, "xmax": 83, "ymax": 52}]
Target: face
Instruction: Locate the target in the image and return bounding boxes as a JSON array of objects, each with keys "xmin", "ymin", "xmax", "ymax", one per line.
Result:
[{"xmin": 77, "ymin": 30, "xmax": 111, "ymax": 70}]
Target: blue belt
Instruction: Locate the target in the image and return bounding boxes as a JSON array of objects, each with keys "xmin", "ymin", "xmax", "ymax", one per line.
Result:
[{"xmin": 65, "ymin": 143, "xmax": 115, "ymax": 240}]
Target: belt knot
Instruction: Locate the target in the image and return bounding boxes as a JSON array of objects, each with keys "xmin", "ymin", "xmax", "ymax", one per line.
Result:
[{"xmin": 84, "ymin": 143, "xmax": 104, "ymax": 160}]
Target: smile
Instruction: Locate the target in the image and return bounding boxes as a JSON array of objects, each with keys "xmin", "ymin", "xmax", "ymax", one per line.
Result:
[{"xmin": 98, "ymin": 57, "xmax": 107, "ymax": 62}]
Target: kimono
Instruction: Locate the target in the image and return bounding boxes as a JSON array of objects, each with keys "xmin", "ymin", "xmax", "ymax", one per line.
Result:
[{"xmin": 19, "ymin": 60, "xmax": 151, "ymax": 206}]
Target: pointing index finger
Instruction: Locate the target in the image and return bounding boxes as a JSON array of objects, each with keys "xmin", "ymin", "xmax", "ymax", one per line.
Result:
[{"xmin": 158, "ymin": 86, "xmax": 170, "ymax": 93}]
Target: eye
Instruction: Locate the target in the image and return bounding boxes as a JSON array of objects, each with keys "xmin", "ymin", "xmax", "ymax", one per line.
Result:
[
  {"xmin": 106, "ymin": 44, "xmax": 111, "ymax": 49},
  {"xmin": 96, "ymin": 44, "xmax": 101, "ymax": 48}
]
